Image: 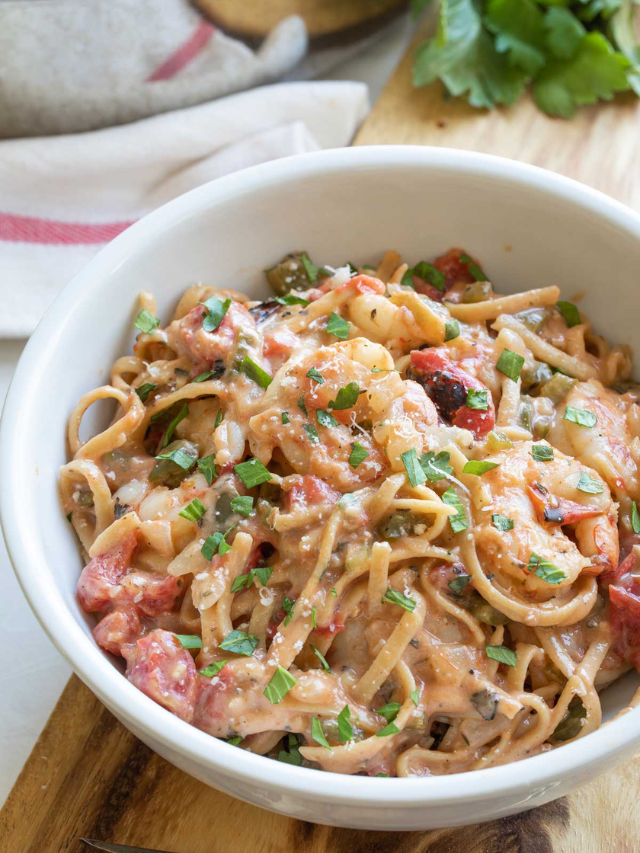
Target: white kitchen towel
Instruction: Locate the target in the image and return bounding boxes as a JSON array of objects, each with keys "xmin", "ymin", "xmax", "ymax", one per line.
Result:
[{"xmin": 0, "ymin": 80, "xmax": 369, "ymax": 338}]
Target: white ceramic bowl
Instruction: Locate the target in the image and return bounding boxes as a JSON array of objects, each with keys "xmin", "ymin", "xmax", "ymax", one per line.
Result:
[{"xmin": 3, "ymin": 146, "xmax": 640, "ymax": 831}]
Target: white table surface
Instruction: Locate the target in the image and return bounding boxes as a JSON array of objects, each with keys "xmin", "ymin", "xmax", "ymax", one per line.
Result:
[{"xmin": 0, "ymin": 16, "xmax": 414, "ymax": 807}]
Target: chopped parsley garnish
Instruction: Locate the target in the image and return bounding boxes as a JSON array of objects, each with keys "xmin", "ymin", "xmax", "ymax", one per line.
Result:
[
  {"xmin": 486, "ymin": 645, "xmax": 517, "ymax": 667},
  {"xmin": 576, "ymin": 470, "xmax": 604, "ymax": 495},
  {"xmin": 136, "ymin": 382, "xmax": 157, "ymax": 403},
  {"xmin": 496, "ymin": 349, "xmax": 525, "ymax": 382},
  {"xmin": 214, "ymin": 409, "xmax": 223, "ymax": 429},
  {"xmin": 201, "ymin": 531, "xmax": 227, "ymax": 560},
  {"xmin": 532, "ymin": 444, "xmax": 554, "ymax": 462},
  {"xmin": 442, "ymin": 487, "xmax": 468, "ymax": 532},
  {"xmin": 349, "ymin": 442, "xmax": 369, "ymax": 468},
  {"xmin": 403, "ymin": 261, "xmax": 446, "ymax": 291},
  {"xmin": 317, "ymin": 409, "xmax": 339, "ymax": 428},
  {"xmin": 337, "ymin": 705, "xmax": 354, "ymax": 742},
  {"xmin": 301, "ymin": 252, "xmax": 319, "ymax": 283},
  {"xmin": 200, "ymin": 296, "xmax": 231, "ymax": 332},
  {"xmin": 231, "ymin": 495, "xmax": 254, "ymax": 516},
  {"xmin": 304, "ymin": 423, "xmax": 320, "ymax": 443},
  {"xmin": 298, "ymin": 395, "xmax": 308, "ymax": 416},
  {"xmin": 240, "ymin": 355, "xmax": 272, "ymax": 389},
  {"xmin": 311, "ymin": 644, "xmax": 332, "ymax": 674},
  {"xmin": 326, "ymin": 312, "xmax": 351, "ymax": 340},
  {"xmin": 282, "ymin": 412, "xmax": 290, "ymax": 425},
  {"xmin": 492, "ymin": 513, "xmax": 514, "ymax": 531},
  {"xmin": 444, "ymin": 318, "xmax": 460, "ymax": 342},
  {"xmin": 219, "ymin": 630, "xmax": 259, "ymax": 657},
  {"xmin": 311, "ymin": 717, "xmax": 331, "ymax": 749},
  {"xmin": 632, "ymin": 501, "xmax": 640, "ymax": 535},
  {"xmin": 175, "ymin": 634, "xmax": 202, "ymax": 649},
  {"xmin": 199, "ymin": 660, "xmax": 229, "ymax": 677},
  {"xmin": 192, "ymin": 370, "xmax": 214, "ymax": 383},
  {"xmin": 306, "ymin": 367, "xmax": 325, "ymax": 384},
  {"xmin": 231, "ymin": 565, "xmax": 273, "ymax": 592},
  {"xmin": 227, "ymin": 736, "xmax": 242, "ymax": 747},
  {"xmin": 376, "ymin": 702, "xmax": 401, "ymax": 723},
  {"xmin": 382, "ymin": 588, "xmax": 417, "ymax": 613},
  {"xmin": 311, "ymin": 606, "xmax": 317, "ymax": 629},
  {"xmin": 264, "ymin": 665, "xmax": 297, "ymax": 704},
  {"xmin": 234, "ymin": 458, "xmax": 272, "ymax": 488},
  {"xmin": 466, "ymin": 388, "xmax": 489, "ymax": 411},
  {"xmin": 134, "ymin": 309, "xmax": 160, "ymax": 334},
  {"xmin": 564, "ymin": 406, "xmax": 597, "ymax": 428},
  {"xmin": 278, "ymin": 733, "xmax": 303, "ymax": 766},
  {"xmin": 401, "ymin": 448, "xmax": 426, "ymax": 487},
  {"xmin": 459, "ymin": 253, "xmax": 487, "ymax": 282},
  {"xmin": 275, "ymin": 293, "xmax": 310, "ymax": 307},
  {"xmin": 155, "ymin": 445, "xmax": 196, "ymax": 471},
  {"xmin": 527, "ymin": 553, "xmax": 565, "ymax": 584},
  {"xmin": 159, "ymin": 402, "xmax": 189, "ymax": 449},
  {"xmin": 282, "ymin": 596, "xmax": 295, "ymax": 626},
  {"xmin": 197, "ymin": 454, "xmax": 217, "ymax": 486},
  {"xmin": 179, "ymin": 497, "xmax": 206, "ymax": 523},
  {"xmin": 462, "ymin": 460, "xmax": 499, "ymax": 476},
  {"xmin": 411, "ymin": 689, "xmax": 420, "ymax": 706},
  {"xmin": 420, "ymin": 450, "xmax": 453, "ymax": 482},
  {"xmin": 557, "ymin": 301, "xmax": 581, "ymax": 328},
  {"xmin": 375, "ymin": 722, "xmax": 400, "ymax": 738},
  {"xmin": 328, "ymin": 381, "xmax": 360, "ymax": 411},
  {"xmin": 448, "ymin": 575, "xmax": 471, "ymax": 594},
  {"xmin": 330, "ymin": 587, "xmax": 338, "ymax": 597}
]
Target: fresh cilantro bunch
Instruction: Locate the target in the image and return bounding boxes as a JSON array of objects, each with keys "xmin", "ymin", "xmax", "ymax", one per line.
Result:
[{"xmin": 412, "ymin": 0, "xmax": 640, "ymax": 117}]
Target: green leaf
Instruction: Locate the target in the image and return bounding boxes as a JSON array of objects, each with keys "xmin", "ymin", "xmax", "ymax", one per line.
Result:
[
  {"xmin": 377, "ymin": 702, "xmax": 401, "ymax": 722},
  {"xmin": 311, "ymin": 717, "xmax": 332, "ymax": 749},
  {"xmin": 175, "ymin": 634, "xmax": 202, "ymax": 649},
  {"xmin": 179, "ymin": 498, "xmax": 206, "ymax": 523},
  {"xmin": 412, "ymin": 261, "xmax": 446, "ymax": 291},
  {"xmin": 330, "ymin": 587, "xmax": 338, "ymax": 597},
  {"xmin": 485, "ymin": 0, "xmax": 547, "ymax": 74},
  {"xmin": 382, "ymin": 588, "xmax": 417, "ymax": 612},
  {"xmin": 466, "ymin": 388, "xmax": 489, "ymax": 411},
  {"xmin": 282, "ymin": 596, "xmax": 295, "ymax": 626},
  {"xmin": 155, "ymin": 444, "xmax": 197, "ymax": 471},
  {"xmin": 134, "ymin": 309, "xmax": 160, "ymax": 334},
  {"xmin": 632, "ymin": 501, "xmax": 640, "ymax": 534},
  {"xmin": 413, "ymin": 0, "xmax": 528, "ymax": 109},
  {"xmin": 202, "ymin": 532, "xmax": 224, "ymax": 561},
  {"xmin": 197, "ymin": 454, "xmax": 217, "ymax": 486},
  {"xmin": 200, "ymin": 296, "xmax": 231, "ymax": 332},
  {"xmin": 411, "ymin": 689, "xmax": 420, "ymax": 706},
  {"xmin": 311, "ymin": 644, "xmax": 332, "ymax": 673},
  {"xmin": 159, "ymin": 402, "xmax": 189, "ymax": 449},
  {"xmin": 264, "ymin": 665, "xmax": 297, "ymax": 704},
  {"xmin": 214, "ymin": 409, "xmax": 223, "ymax": 429},
  {"xmin": 420, "ymin": 450, "xmax": 453, "ymax": 482},
  {"xmin": 463, "ymin": 460, "xmax": 499, "ymax": 476},
  {"xmin": 301, "ymin": 423, "xmax": 318, "ymax": 444},
  {"xmin": 337, "ymin": 705, "xmax": 354, "ymax": 742},
  {"xmin": 136, "ymin": 382, "xmax": 157, "ymax": 403},
  {"xmin": 442, "ymin": 487, "xmax": 468, "ymax": 532},
  {"xmin": 306, "ymin": 367, "xmax": 325, "ymax": 385},
  {"xmin": 533, "ymin": 32, "xmax": 630, "ymax": 119},
  {"xmin": 231, "ymin": 496, "xmax": 254, "ymax": 516},
  {"xmin": 375, "ymin": 721, "xmax": 401, "ymax": 738},
  {"xmin": 240, "ymin": 356, "xmax": 272, "ymax": 389},
  {"xmin": 227, "ymin": 736, "xmax": 242, "ymax": 747},
  {"xmin": 491, "ymin": 513, "xmax": 514, "ymax": 531},
  {"xmin": 459, "ymin": 253, "xmax": 488, "ymax": 282},
  {"xmin": 234, "ymin": 458, "xmax": 272, "ymax": 488},
  {"xmin": 486, "ymin": 644, "xmax": 517, "ymax": 666},
  {"xmin": 557, "ymin": 300, "xmax": 581, "ymax": 327},
  {"xmin": 275, "ymin": 293, "xmax": 310, "ymax": 307},
  {"xmin": 317, "ymin": 409, "xmax": 339, "ymax": 428},
  {"xmin": 609, "ymin": 0, "xmax": 640, "ymax": 96},
  {"xmin": 282, "ymin": 412, "xmax": 290, "ymax": 425},
  {"xmin": 445, "ymin": 318, "xmax": 461, "ymax": 341},
  {"xmin": 301, "ymin": 252, "xmax": 319, "ymax": 283},
  {"xmin": 448, "ymin": 574, "xmax": 471, "ymax": 594},
  {"xmin": 544, "ymin": 8, "xmax": 585, "ymax": 61},
  {"xmin": 328, "ymin": 381, "xmax": 360, "ymax": 411},
  {"xmin": 527, "ymin": 552, "xmax": 566, "ymax": 584},
  {"xmin": 532, "ymin": 444, "xmax": 554, "ymax": 462},
  {"xmin": 402, "ymin": 448, "xmax": 427, "ymax": 487},
  {"xmin": 298, "ymin": 395, "xmax": 308, "ymax": 416},
  {"xmin": 278, "ymin": 733, "xmax": 303, "ymax": 766},
  {"xmin": 199, "ymin": 660, "xmax": 229, "ymax": 677},
  {"xmin": 311, "ymin": 606, "xmax": 317, "ymax": 629},
  {"xmin": 349, "ymin": 442, "xmax": 369, "ymax": 469},
  {"xmin": 219, "ymin": 630, "xmax": 259, "ymax": 657},
  {"xmin": 576, "ymin": 470, "xmax": 604, "ymax": 494},
  {"xmin": 192, "ymin": 370, "xmax": 214, "ymax": 383},
  {"xmin": 496, "ymin": 348, "xmax": 525, "ymax": 382},
  {"xmin": 254, "ymin": 565, "xmax": 273, "ymax": 587},
  {"xmin": 326, "ymin": 312, "xmax": 351, "ymax": 340},
  {"xmin": 564, "ymin": 405, "xmax": 597, "ymax": 428}
]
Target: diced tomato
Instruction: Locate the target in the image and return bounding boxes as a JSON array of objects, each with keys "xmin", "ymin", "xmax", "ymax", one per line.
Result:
[
  {"xmin": 116, "ymin": 571, "xmax": 182, "ymax": 617},
  {"xmin": 335, "ymin": 274, "xmax": 386, "ymax": 297},
  {"xmin": 433, "ymin": 248, "xmax": 478, "ymax": 290},
  {"xmin": 193, "ymin": 665, "xmax": 235, "ymax": 737},
  {"xmin": 408, "ymin": 348, "xmax": 495, "ymax": 438},
  {"xmin": 262, "ymin": 327, "xmax": 299, "ymax": 360},
  {"xmin": 284, "ymin": 475, "xmax": 341, "ymax": 514},
  {"xmin": 168, "ymin": 300, "xmax": 255, "ymax": 368},
  {"xmin": 315, "ymin": 615, "xmax": 345, "ymax": 639},
  {"xmin": 77, "ymin": 534, "xmax": 137, "ymax": 612},
  {"xmin": 93, "ymin": 608, "xmax": 141, "ymax": 656},
  {"xmin": 123, "ymin": 629, "xmax": 198, "ymax": 722},
  {"xmin": 528, "ymin": 484, "xmax": 603, "ymax": 526}
]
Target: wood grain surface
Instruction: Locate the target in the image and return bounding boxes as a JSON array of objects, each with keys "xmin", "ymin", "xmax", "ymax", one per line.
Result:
[{"xmin": 4, "ymin": 17, "xmax": 640, "ymax": 853}]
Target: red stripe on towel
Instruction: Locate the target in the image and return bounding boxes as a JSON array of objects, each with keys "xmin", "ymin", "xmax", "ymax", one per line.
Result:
[
  {"xmin": 0, "ymin": 212, "xmax": 134, "ymax": 245},
  {"xmin": 146, "ymin": 20, "xmax": 215, "ymax": 82}
]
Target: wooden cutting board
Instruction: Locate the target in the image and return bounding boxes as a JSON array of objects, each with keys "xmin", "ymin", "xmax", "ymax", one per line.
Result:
[{"xmin": 4, "ymin": 20, "xmax": 640, "ymax": 853}]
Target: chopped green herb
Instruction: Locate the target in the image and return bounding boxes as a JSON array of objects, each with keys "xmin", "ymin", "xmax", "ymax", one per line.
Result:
[
  {"xmin": 311, "ymin": 606, "xmax": 317, "ymax": 629},
  {"xmin": 413, "ymin": 260, "xmax": 446, "ymax": 290},
  {"xmin": 201, "ymin": 533, "xmax": 223, "ymax": 561},
  {"xmin": 377, "ymin": 702, "xmax": 401, "ymax": 723},
  {"xmin": 278, "ymin": 733, "xmax": 303, "ymax": 766},
  {"xmin": 382, "ymin": 588, "xmax": 417, "ymax": 613},
  {"xmin": 632, "ymin": 501, "xmax": 640, "ymax": 535},
  {"xmin": 410, "ymin": 689, "xmax": 420, "ymax": 707},
  {"xmin": 564, "ymin": 406, "xmax": 597, "ymax": 428},
  {"xmin": 576, "ymin": 470, "xmax": 604, "ymax": 495},
  {"xmin": 197, "ymin": 454, "xmax": 217, "ymax": 486},
  {"xmin": 199, "ymin": 660, "xmax": 229, "ymax": 677},
  {"xmin": 448, "ymin": 575, "xmax": 471, "ymax": 594},
  {"xmin": 179, "ymin": 498, "xmax": 206, "ymax": 523},
  {"xmin": 175, "ymin": 634, "xmax": 202, "ymax": 650},
  {"xmin": 349, "ymin": 442, "xmax": 369, "ymax": 469},
  {"xmin": 136, "ymin": 382, "xmax": 157, "ymax": 403},
  {"xmin": 159, "ymin": 402, "xmax": 189, "ymax": 449},
  {"xmin": 311, "ymin": 717, "xmax": 331, "ymax": 749},
  {"xmin": 155, "ymin": 444, "xmax": 197, "ymax": 471},
  {"xmin": 401, "ymin": 448, "xmax": 427, "ymax": 487},
  {"xmin": 376, "ymin": 773, "xmax": 390, "ymax": 777},
  {"xmin": 462, "ymin": 460, "xmax": 499, "ymax": 476},
  {"xmin": 527, "ymin": 553, "xmax": 566, "ymax": 584},
  {"xmin": 487, "ymin": 431, "xmax": 513, "ymax": 451},
  {"xmin": 200, "ymin": 296, "xmax": 231, "ymax": 332},
  {"xmin": 375, "ymin": 722, "xmax": 400, "ymax": 738},
  {"xmin": 330, "ymin": 588, "xmax": 338, "ymax": 597},
  {"xmin": 317, "ymin": 409, "xmax": 339, "ymax": 428},
  {"xmin": 337, "ymin": 705, "xmax": 354, "ymax": 742},
  {"xmin": 220, "ymin": 630, "xmax": 259, "ymax": 657},
  {"xmin": 466, "ymin": 388, "xmax": 489, "ymax": 411},
  {"xmin": 264, "ymin": 665, "xmax": 298, "ymax": 704},
  {"xmin": 227, "ymin": 736, "xmax": 242, "ymax": 747},
  {"xmin": 442, "ymin": 487, "xmax": 468, "ymax": 533},
  {"xmin": 444, "ymin": 318, "xmax": 460, "ymax": 342},
  {"xmin": 419, "ymin": 450, "xmax": 453, "ymax": 482},
  {"xmin": 301, "ymin": 252, "xmax": 319, "ymax": 283},
  {"xmin": 496, "ymin": 349, "xmax": 525, "ymax": 382},
  {"xmin": 231, "ymin": 496, "xmax": 254, "ymax": 516},
  {"xmin": 275, "ymin": 293, "xmax": 310, "ymax": 307},
  {"xmin": 306, "ymin": 367, "xmax": 325, "ymax": 384},
  {"xmin": 134, "ymin": 309, "xmax": 160, "ymax": 334},
  {"xmin": 240, "ymin": 355, "xmax": 272, "ymax": 389},
  {"xmin": 401, "ymin": 268, "xmax": 415, "ymax": 289},
  {"xmin": 214, "ymin": 409, "xmax": 223, "ymax": 429},
  {"xmin": 311, "ymin": 644, "xmax": 332, "ymax": 674},
  {"xmin": 486, "ymin": 645, "xmax": 517, "ymax": 667},
  {"xmin": 532, "ymin": 444, "xmax": 554, "ymax": 462},
  {"xmin": 328, "ymin": 381, "xmax": 360, "ymax": 411},
  {"xmin": 66, "ymin": 511, "xmax": 72, "ymax": 522},
  {"xmin": 459, "ymin": 253, "xmax": 487, "ymax": 282},
  {"xmin": 492, "ymin": 513, "xmax": 514, "ymax": 532},
  {"xmin": 326, "ymin": 312, "xmax": 351, "ymax": 340},
  {"xmin": 557, "ymin": 301, "xmax": 581, "ymax": 328},
  {"xmin": 192, "ymin": 370, "xmax": 214, "ymax": 383},
  {"xmin": 234, "ymin": 458, "xmax": 272, "ymax": 489},
  {"xmin": 304, "ymin": 423, "xmax": 320, "ymax": 443},
  {"xmin": 282, "ymin": 596, "xmax": 295, "ymax": 626},
  {"xmin": 231, "ymin": 565, "xmax": 274, "ymax": 592},
  {"xmin": 281, "ymin": 411, "xmax": 290, "ymax": 425}
]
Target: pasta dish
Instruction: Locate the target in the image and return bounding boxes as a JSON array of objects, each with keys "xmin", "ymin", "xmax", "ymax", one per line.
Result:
[{"xmin": 62, "ymin": 247, "xmax": 640, "ymax": 777}]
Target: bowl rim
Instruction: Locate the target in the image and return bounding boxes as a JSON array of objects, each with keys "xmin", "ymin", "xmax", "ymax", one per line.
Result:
[{"xmin": 4, "ymin": 144, "xmax": 640, "ymax": 807}]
